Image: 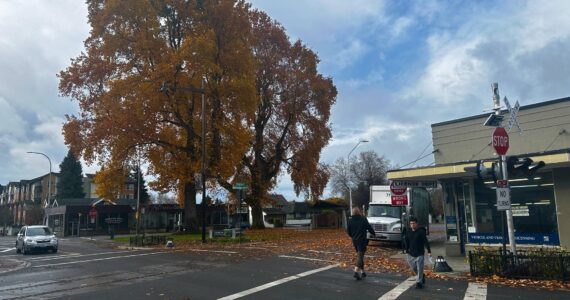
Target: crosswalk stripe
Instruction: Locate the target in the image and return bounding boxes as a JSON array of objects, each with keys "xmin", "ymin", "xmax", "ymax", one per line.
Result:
[
  {"xmin": 1, "ymin": 248, "xmax": 15, "ymax": 253},
  {"xmin": 378, "ymin": 276, "xmax": 416, "ymax": 300},
  {"xmin": 464, "ymin": 282, "xmax": 487, "ymax": 300},
  {"xmin": 217, "ymin": 264, "xmax": 339, "ymax": 300}
]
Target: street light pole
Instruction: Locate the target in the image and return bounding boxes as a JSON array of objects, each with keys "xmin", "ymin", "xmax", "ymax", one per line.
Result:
[
  {"xmin": 200, "ymin": 79, "xmax": 207, "ymax": 244},
  {"xmin": 346, "ymin": 139, "xmax": 369, "ymax": 214},
  {"xmin": 136, "ymin": 148, "xmax": 140, "ymax": 238},
  {"xmin": 27, "ymin": 151, "xmax": 52, "ymax": 209}
]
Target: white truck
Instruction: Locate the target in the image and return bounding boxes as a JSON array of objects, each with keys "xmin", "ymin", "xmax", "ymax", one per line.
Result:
[{"xmin": 367, "ymin": 185, "xmax": 431, "ymax": 244}]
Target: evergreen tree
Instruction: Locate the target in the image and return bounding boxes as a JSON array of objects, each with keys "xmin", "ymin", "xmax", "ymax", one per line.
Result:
[
  {"xmin": 57, "ymin": 150, "xmax": 85, "ymax": 199},
  {"xmin": 132, "ymin": 167, "xmax": 150, "ymax": 205}
]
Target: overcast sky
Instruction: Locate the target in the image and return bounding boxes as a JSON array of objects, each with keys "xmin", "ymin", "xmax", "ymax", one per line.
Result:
[{"xmin": 1, "ymin": 0, "xmax": 570, "ymax": 201}]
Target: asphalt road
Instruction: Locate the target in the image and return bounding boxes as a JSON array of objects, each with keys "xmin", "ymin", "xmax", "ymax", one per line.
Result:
[{"xmin": 0, "ymin": 236, "xmax": 568, "ymax": 299}]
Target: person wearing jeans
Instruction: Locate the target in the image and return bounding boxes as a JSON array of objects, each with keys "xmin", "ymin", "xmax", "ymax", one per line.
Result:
[
  {"xmin": 403, "ymin": 216, "xmax": 431, "ymax": 289},
  {"xmin": 347, "ymin": 207, "xmax": 375, "ymax": 280}
]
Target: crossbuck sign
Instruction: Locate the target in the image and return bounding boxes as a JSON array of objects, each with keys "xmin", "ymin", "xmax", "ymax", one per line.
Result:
[{"xmin": 503, "ymin": 97, "xmax": 522, "ymax": 133}]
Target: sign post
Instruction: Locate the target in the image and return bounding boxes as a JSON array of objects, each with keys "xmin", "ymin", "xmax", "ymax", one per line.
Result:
[{"xmin": 490, "ymin": 85, "xmax": 517, "ymax": 255}]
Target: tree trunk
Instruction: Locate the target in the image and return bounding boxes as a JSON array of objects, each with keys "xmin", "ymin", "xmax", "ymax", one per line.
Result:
[
  {"xmin": 249, "ymin": 181, "xmax": 265, "ymax": 229},
  {"xmin": 250, "ymin": 201, "xmax": 264, "ymax": 229},
  {"xmin": 183, "ymin": 182, "xmax": 199, "ymax": 232}
]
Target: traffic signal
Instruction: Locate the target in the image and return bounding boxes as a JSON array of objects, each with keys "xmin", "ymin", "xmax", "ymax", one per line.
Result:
[
  {"xmin": 506, "ymin": 156, "xmax": 546, "ymax": 177},
  {"xmin": 464, "ymin": 160, "xmax": 500, "ymax": 181}
]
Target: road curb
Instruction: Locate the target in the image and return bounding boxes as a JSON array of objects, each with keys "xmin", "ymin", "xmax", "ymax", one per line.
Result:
[{"xmin": 0, "ymin": 257, "xmax": 30, "ymax": 275}]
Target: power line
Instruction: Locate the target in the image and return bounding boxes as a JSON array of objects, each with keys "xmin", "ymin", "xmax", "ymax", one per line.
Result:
[{"xmin": 400, "ymin": 150, "xmax": 438, "ymax": 169}]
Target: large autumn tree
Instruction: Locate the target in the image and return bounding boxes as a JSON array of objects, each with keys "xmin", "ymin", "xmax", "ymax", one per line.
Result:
[
  {"xmin": 217, "ymin": 11, "xmax": 336, "ymax": 228},
  {"xmin": 59, "ymin": 0, "xmax": 257, "ymax": 229}
]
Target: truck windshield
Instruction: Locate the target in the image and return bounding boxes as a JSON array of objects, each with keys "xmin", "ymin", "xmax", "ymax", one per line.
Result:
[{"xmin": 368, "ymin": 205, "xmax": 401, "ymax": 218}]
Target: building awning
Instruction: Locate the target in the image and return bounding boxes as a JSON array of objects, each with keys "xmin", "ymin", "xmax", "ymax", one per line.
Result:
[{"xmin": 388, "ymin": 152, "xmax": 570, "ymax": 181}]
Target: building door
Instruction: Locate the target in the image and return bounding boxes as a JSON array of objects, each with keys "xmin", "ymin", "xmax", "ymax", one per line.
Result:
[{"xmin": 457, "ymin": 201, "xmax": 466, "ymax": 254}]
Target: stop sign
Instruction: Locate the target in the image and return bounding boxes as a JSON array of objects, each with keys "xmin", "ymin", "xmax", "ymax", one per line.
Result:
[
  {"xmin": 89, "ymin": 208, "xmax": 97, "ymax": 218},
  {"xmin": 390, "ymin": 184, "xmax": 407, "ymax": 195},
  {"xmin": 492, "ymin": 127, "xmax": 509, "ymax": 155}
]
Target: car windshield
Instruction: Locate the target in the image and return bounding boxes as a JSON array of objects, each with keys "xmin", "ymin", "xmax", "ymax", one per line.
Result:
[
  {"xmin": 368, "ymin": 205, "xmax": 401, "ymax": 218},
  {"xmin": 26, "ymin": 227, "xmax": 52, "ymax": 236}
]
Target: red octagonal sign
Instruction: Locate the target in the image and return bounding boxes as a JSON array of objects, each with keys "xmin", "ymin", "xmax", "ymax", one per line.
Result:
[{"xmin": 492, "ymin": 127, "xmax": 509, "ymax": 155}]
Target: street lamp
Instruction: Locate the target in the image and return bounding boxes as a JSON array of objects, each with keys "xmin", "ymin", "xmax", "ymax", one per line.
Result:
[
  {"xmin": 346, "ymin": 139, "xmax": 369, "ymax": 214},
  {"xmin": 161, "ymin": 79, "xmax": 208, "ymax": 243},
  {"xmin": 27, "ymin": 151, "xmax": 52, "ymax": 209}
]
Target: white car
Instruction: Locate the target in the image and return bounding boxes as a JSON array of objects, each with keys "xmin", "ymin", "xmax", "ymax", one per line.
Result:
[{"xmin": 15, "ymin": 225, "xmax": 58, "ymax": 254}]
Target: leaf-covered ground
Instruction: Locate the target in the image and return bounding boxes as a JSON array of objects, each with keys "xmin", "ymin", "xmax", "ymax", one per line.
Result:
[{"xmin": 161, "ymin": 228, "xmax": 570, "ymax": 292}]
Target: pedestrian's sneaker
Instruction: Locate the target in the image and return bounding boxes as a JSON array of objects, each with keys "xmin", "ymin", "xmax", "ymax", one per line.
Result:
[
  {"xmin": 353, "ymin": 272, "xmax": 361, "ymax": 280},
  {"xmin": 361, "ymin": 272, "xmax": 367, "ymax": 278},
  {"xmin": 415, "ymin": 283, "xmax": 423, "ymax": 289}
]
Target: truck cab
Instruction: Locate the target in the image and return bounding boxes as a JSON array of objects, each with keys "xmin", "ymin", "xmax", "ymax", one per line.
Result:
[{"xmin": 367, "ymin": 185, "xmax": 431, "ymax": 244}]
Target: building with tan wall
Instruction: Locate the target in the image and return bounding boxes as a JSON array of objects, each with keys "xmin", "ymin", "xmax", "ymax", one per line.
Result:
[{"xmin": 388, "ymin": 96, "xmax": 570, "ymax": 256}]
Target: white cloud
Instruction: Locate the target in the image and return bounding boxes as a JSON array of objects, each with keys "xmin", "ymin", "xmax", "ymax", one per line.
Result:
[{"xmin": 391, "ymin": 17, "xmax": 414, "ymax": 38}]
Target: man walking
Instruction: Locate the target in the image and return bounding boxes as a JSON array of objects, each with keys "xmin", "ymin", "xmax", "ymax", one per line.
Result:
[
  {"xmin": 403, "ymin": 216, "xmax": 431, "ymax": 289},
  {"xmin": 347, "ymin": 207, "xmax": 375, "ymax": 280}
]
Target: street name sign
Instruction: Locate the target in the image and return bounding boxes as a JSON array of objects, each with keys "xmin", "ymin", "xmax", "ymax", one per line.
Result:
[
  {"xmin": 233, "ymin": 183, "xmax": 248, "ymax": 190},
  {"xmin": 496, "ymin": 179, "xmax": 511, "ymax": 211},
  {"xmin": 390, "ymin": 180, "xmax": 438, "ymax": 188}
]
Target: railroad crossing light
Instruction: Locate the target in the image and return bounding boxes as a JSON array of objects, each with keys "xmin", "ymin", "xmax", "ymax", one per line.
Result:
[
  {"xmin": 506, "ymin": 156, "xmax": 546, "ymax": 177},
  {"xmin": 464, "ymin": 160, "xmax": 500, "ymax": 181}
]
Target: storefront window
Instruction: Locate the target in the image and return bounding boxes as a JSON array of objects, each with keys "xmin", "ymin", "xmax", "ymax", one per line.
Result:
[
  {"xmin": 443, "ymin": 182, "xmax": 458, "ymax": 242},
  {"xmin": 470, "ymin": 171, "xmax": 559, "ymax": 245}
]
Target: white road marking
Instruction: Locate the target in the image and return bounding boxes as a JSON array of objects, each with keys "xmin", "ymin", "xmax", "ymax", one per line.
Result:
[
  {"xmin": 378, "ymin": 276, "xmax": 416, "ymax": 300},
  {"xmin": 32, "ymin": 250, "xmax": 181, "ymax": 268},
  {"xmin": 186, "ymin": 249, "xmax": 238, "ymax": 254},
  {"xmin": 278, "ymin": 255, "xmax": 332, "ymax": 262},
  {"xmin": 217, "ymin": 263, "xmax": 339, "ymax": 300},
  {"xmin": 24, "ymin": 250, "xmax": 144, "ymax": 261},
  {"xmin": 306, "ymin": 249, "xmax": 374, "ymax": 258},
  {"xmin": 307, "ymin": 249, "xmax": 342, "ymax": 255},
  {"xmin": 0, "ymin": 248, "xmax": 15, "ymax": 253},
  {"xmin": 464, "ymin": 282, "xmax": 487, "ymax": 300}
]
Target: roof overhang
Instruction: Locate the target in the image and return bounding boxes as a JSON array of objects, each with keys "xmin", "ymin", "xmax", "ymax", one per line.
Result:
[{"xmin": 388, "ymin": 152, "xmax": 570, "ymax": 181}]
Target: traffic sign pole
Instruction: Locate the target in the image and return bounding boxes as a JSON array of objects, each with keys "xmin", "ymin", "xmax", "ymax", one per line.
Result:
[{"xmin": 500, "ymin": 154, "xmax": 517, "ymax": 255}]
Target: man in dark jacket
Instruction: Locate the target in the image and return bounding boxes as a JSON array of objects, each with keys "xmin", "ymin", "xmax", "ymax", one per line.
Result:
[
  {"xmin": 403, "ymin": 216, "xmax": 431, "ymax": 289},
  {"xmin": 347, "ymin": 207, "xmax": 375, "ymax": 280}
]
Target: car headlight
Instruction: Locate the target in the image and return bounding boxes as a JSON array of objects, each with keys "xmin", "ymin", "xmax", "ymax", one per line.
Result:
[
  {"xmin": 51, "ymin": 239, "xmax": 58, "ymax": 244},
  {"xmin": 391, "ymin": 226, "xmax": 401, "ymax": 232},
  {"xmin": 25, "ymin": 238, "xmax": 36, "ymax": 243}
]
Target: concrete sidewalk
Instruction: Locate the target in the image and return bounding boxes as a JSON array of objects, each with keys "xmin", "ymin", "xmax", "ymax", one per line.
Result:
[{"xmin": 390, "ymin": 225, "xmax": 470, "ymax": 278}]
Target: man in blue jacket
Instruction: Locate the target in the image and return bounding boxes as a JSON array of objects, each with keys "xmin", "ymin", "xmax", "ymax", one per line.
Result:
[
  {"xmin": 403, "ymin": 216, "xmax": 431, "ymax": 289},
  {"xmin": 347, "ymin": 207, "xmax": 375, "ymax": 280}
]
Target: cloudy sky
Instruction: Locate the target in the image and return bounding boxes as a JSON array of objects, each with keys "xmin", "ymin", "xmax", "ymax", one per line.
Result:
[{"xmin": 1, "ymin": 0, "xmax": 570, "ymax": 201}]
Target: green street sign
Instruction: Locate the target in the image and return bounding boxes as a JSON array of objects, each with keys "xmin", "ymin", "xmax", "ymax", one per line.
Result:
[{"xmin": 233, "ymin": 183, "xmax": 248, "ymax": 190}]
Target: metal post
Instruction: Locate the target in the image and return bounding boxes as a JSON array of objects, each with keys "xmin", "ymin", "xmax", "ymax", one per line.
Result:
[
  {"xmin": 346, "ymin": 140, "xmax": 369, "ymax": 215},
  {"xmin": 348, "ymin": 187, "xmax": 353, "ymax": 214},
  {"xmin": 501, "ymin": 155, "xmax": 517, "ymax": 255},
  {"xmin": 492, "ymin": 83, "xmax": 517, "ymax": 255},
  {"xmin": 201, "ymin": 79, "xmax": 207, "ymax": 244},
  {"xmin": 136, "ymin": 152, "xmax": 140, "ymax": 238},
  {"xmin": 27, "ymin": 152, "xmax": 52, "ymax": 208}
]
